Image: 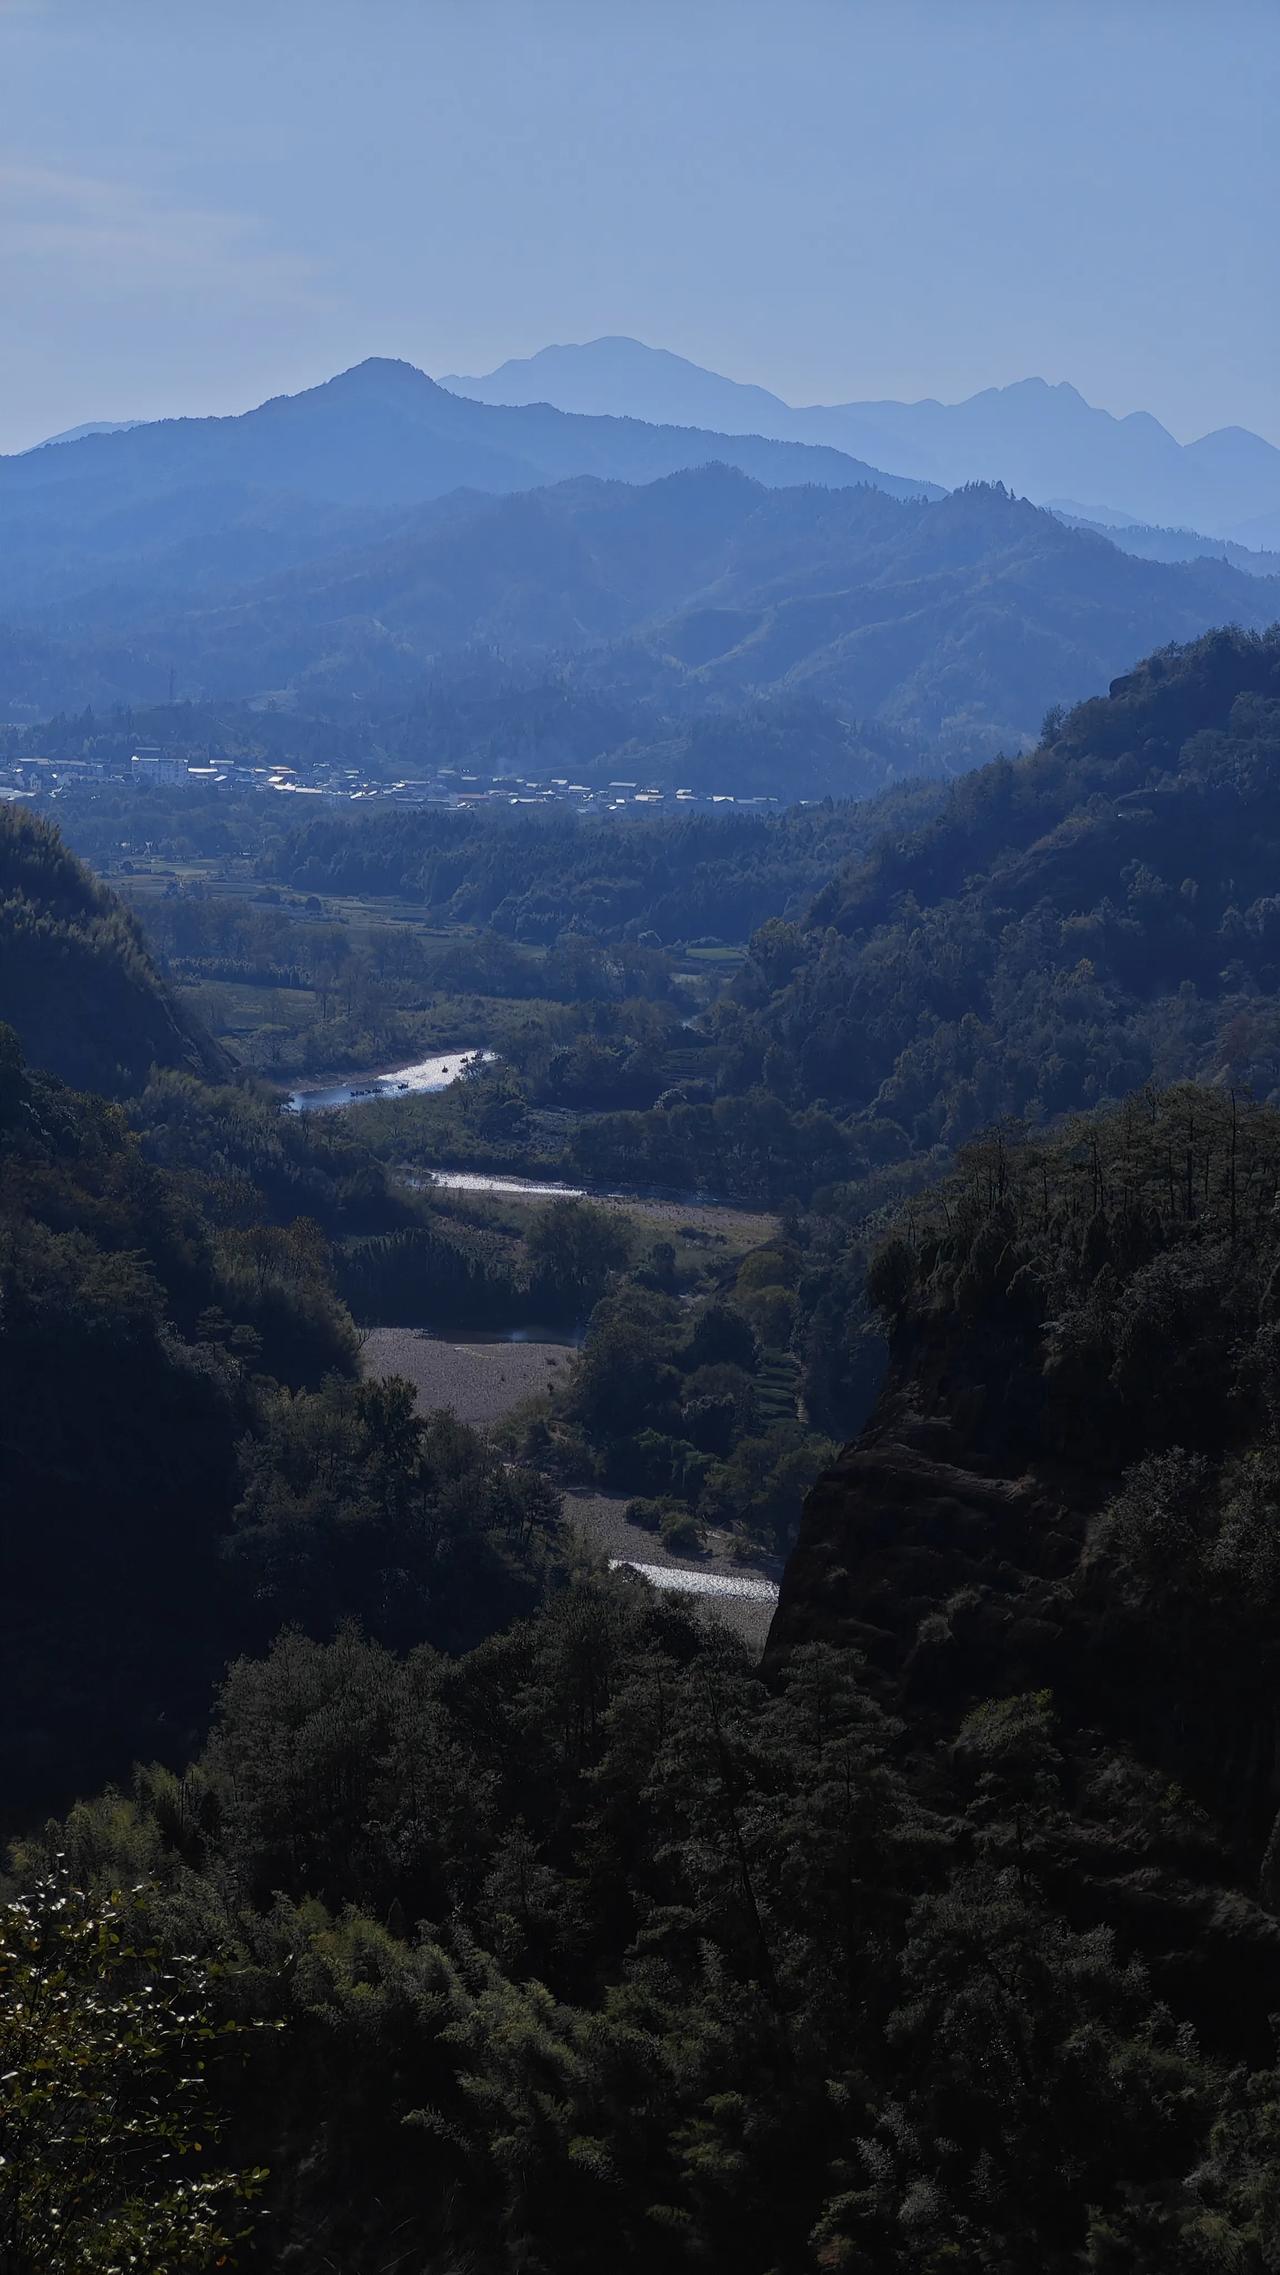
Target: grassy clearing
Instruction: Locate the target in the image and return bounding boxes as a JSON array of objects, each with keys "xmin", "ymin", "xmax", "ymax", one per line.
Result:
[{"xmin": 422, "ymin": 1184, "xmax": 776, "ymax": 1286}]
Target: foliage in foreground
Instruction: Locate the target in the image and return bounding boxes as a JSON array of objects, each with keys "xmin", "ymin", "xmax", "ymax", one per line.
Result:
[
  {"xmin": 12, "ymin": 1542, "xmax": 1280, "ymax": 2274},
  {"xmin": 0, "ymin": 1872, "xmax": 263, "ymax": 2273}
]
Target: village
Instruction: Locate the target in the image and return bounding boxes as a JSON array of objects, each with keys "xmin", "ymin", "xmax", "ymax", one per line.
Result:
[{"xmin": 0, "ymin": 741, "xmax": 784, "ymax": 816}]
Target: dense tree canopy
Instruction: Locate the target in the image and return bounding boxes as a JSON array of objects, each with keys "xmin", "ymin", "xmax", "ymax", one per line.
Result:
[{"xmin": 0, "ymin": 805, "xmax": 227, "ymax": 1095}]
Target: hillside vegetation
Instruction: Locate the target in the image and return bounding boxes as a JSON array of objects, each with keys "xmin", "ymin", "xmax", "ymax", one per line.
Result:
[
  {"xmin": 0, "ymin": 1025, "xmax": 564, "ymax": 1821},
  {"xmin": 0, "ymin": 825, "xmax": 573, "ymax": 1816},
  {"xmin": 0, "ymin": 803, "xmax": 228, "ymax": 1094},
  {"xmin": 14, "ymin": 632, "xmax": 1280, "ymax": 2265},
  {"xmin": 734, "ymin": 625, "xmax": 1280, "ymax": 1145}
]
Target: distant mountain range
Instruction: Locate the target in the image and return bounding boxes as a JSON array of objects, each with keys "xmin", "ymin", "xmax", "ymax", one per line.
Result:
[
  {"xmin": 0, "ymin": 356, "xmax": 938, "ymax": 623},
  {"xmin": 1052, "ymin": 511, "xmax": 1280, "ymax": 580},
  {"xmin": 444, "ymin": 337, "xmax": 1280, "ymax": 544},
  {"xmin": 4, "ymin": 434, "xmax": 1276, "ymax": 770}
]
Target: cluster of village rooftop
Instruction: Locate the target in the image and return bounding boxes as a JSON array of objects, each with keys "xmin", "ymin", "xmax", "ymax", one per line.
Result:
[{"xmin": 0, "ymin": 745, "xmax": 780, "ymax": 813}]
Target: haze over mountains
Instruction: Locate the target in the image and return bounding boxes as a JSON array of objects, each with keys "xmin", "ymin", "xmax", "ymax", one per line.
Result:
[
  {"xmin": 1054, "ymin": 510, "xmax": 1280, "ymax": 580},
  {"xmin": 1, "ymin": 353, "xmax": 1277, "ymax": 785},
  {"xmin": 32, "ymin": 420, "xmax": 141, "ymax": 450},
  {"xmin": 0, "ymin": 354, "xmax": 935, "ymax": 613},
  {"xmin": 164, "ymin": 470, "xmax": 1275, "ymax": 750},
  {"xmin": 445, "ymin": 336, "xmax": 1280, "ymax": 546}
]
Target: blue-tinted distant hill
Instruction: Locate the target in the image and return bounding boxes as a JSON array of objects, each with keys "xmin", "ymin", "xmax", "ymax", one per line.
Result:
[
  {"xmin": 448, "ymin": 336, "xmax": 1280, "ymax": 539},
  {"xmin": 1053, "ymin": 509, "xmax": 1280, "ymax": 579},
  {"xmin": 29, "ymin": 419, "xmax": 141, "ymax": 449},
  {"xmin": 0, "ymin": 357, "xmax": 938, "ymax": 620},
  {"xmin": 17, "ymin": 467, "xmax": 1278, "ymax": 766}
]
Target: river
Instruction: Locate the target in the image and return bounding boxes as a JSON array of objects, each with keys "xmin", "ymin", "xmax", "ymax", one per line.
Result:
[
  {"xmin": 425, "ymin": 1168, "xmax": 591, "ymax": 1200},
  {"xmin": 287, "ymin": 1047, "xmax": 495, "ymax": 1112},
  {"xmin": 287, "ymin": 1052, "xmax": 778, "ymax": 1232},
  {"xmin": 609, "ymin": 1560, "xmax": 779, "ymax": 1605}
]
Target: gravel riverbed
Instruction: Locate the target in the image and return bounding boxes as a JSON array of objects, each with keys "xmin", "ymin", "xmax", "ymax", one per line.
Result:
[{"xmin": 361, "ymin": 1325, "xmax": 575, "ymax": 1427}]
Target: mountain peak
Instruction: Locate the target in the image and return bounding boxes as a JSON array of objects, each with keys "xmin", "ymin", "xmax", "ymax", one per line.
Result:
[
  {"xmin": 29, "ymin": 418, "xmax": 140, "ymax": 451},
  {"xmin": 326, "ymin": 356, "xmax": 444, "ymax": 392},
  {"xmin": 445, "ymin": 346, "xmax": 1280, "ymax": 533}
]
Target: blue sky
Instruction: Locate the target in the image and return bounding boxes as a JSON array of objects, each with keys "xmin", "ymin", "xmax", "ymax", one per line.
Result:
[{"xmin": 0, "ymin": 0, "xmax": 1276, "ymax": 451}]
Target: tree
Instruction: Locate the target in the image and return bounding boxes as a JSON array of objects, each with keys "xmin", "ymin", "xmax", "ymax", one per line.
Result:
[
  {"xmin": 0, "ymin": 1872, "xmax": 263, "ymax": 2274},
  {"xmin": 525, "ymin": 1198, "xmax": 629, "ymax": 1319}
]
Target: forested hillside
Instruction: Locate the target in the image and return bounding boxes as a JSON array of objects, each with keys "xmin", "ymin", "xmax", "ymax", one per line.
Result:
[
  {"xmin": 255, "ymin": 777, "xmax": 945, "ymax": 944},
  {"xmin": 0, "ymin": 1027, "xmax": 565, "ymax": 1821},
  {"xmin": 0, "ymin": 827, "xmax": 571, "ymax": 1817},
  {"xmin": 0, "ymin": 804, "xmax": 229, "ymax": 1094},
  {"xmin": 16, "ymin": 633, "xmax": 1280, "ymax": 2271},
  {"xmin": 733, "ymin": 626, "xmax": 1280, "ymax": 1143},
  {"xmin": 14, "ymin": 1088, "xmax": 1280, "ymax": 2270},
  {"xmin": 559, "ymin": 628, "xmax": 1280, "ymax": 1436}
]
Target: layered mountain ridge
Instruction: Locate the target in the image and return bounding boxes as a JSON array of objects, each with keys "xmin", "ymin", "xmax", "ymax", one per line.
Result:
[
  {"xmin": 5, "ymin": 456, "xmax": 1278, "ymax": 768},
  {"xmin": 0, "ymin": 354, "xmax": 936, "ymax": 621},
  {"xmin": 447, "ymin": 336, "xmax": 1280, "ymax": 542}
]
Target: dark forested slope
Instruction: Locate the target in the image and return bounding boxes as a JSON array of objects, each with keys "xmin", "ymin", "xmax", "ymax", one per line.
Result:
[
  {"xmin": 569, "ymin": 629, "xmax": 1280, "ymax": 1224},
  {"xmin": 16, "ymin": 702, "xmax": 1280, "ymax": 2267},
  {"xmin": 0, "ymin": 828, "xmax": 565, "ymax": 1818},
  {"xmin": 0, "ymin": 1019, "xmax": 562, "ymax": 1820},
  {"xmin": 0, "ymin": 803, "xmax": 229, "ymax": 1094},
  {"xmin": 19, "ymin": 1091, "xmax": 1280, "ymax": 2272},
  {"xmin": 733, "ymin": 626, "xmax": 1280, "ymax": 1144},
  {"xmin": 773, "ymin": 1087, "xmax": 1280, "ymax": 1971}
]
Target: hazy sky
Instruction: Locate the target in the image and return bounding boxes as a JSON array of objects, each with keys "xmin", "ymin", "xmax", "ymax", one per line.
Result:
[{"xmin": 1, "ymin": 0, "xmax": 1276, "ymax": 452}]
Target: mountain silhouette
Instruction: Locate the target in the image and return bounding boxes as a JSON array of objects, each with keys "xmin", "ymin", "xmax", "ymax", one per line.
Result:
[
  {"xmin": 447, "ymin": 338, "xmax": 1280, "ymax": 537},
  {"xmin": 0, "ymin": 357, "xmax": 939, "ymax": 621}
]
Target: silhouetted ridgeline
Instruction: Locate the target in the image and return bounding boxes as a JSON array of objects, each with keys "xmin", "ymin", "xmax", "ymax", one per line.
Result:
[
  {"xmin": 0, "ymin": 355, "xmax": 933, "ymax": 622},
  {"xmin": 446, "ymin": 336, "xmax": 1280, "ymax": 541}
]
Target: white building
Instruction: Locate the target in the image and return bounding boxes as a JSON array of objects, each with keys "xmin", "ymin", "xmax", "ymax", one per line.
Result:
[{"xmin": 130, "ymin": 747, "xmax": 186, "ymax": 787}]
